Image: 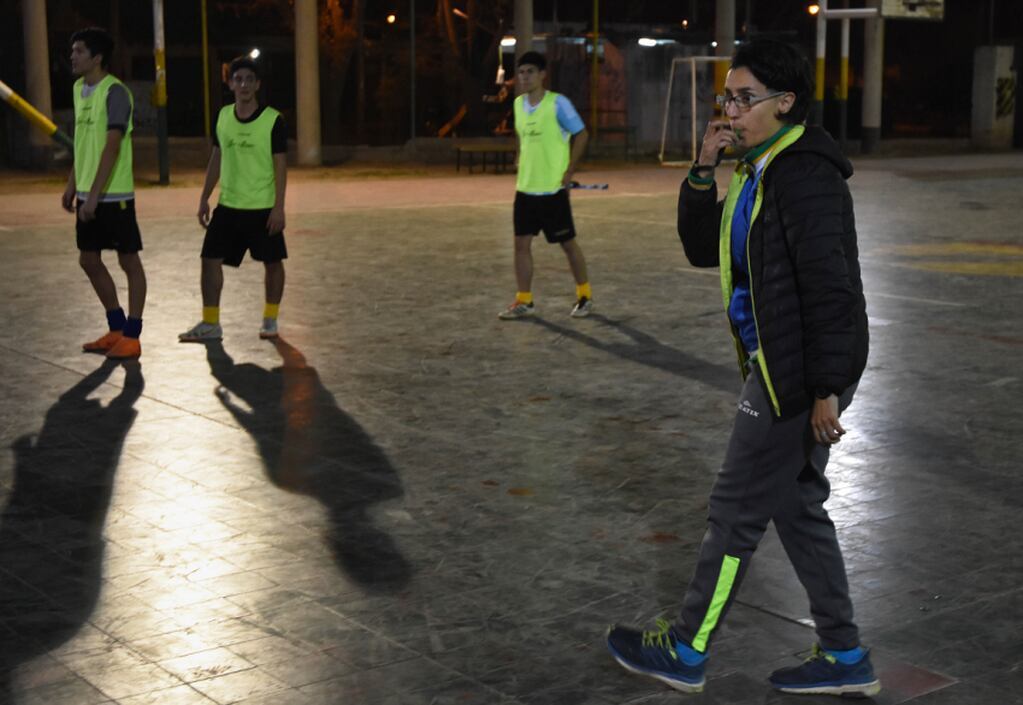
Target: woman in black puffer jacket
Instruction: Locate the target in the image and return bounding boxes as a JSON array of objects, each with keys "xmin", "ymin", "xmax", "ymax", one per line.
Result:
[{"xmin": 606, "ymin": 39, "xmax": 879, "ymax": 700}]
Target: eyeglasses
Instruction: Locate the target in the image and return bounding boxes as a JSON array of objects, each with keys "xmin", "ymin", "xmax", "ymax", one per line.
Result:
[{"xmin": 715, "ymin": 91, "xmax": 787, "ymax": 112}]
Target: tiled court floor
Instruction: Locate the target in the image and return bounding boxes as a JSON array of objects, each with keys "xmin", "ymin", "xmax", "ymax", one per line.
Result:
[{"xmin": 1, "ymin": 155, "xmax": 1021, "ymax": 704}]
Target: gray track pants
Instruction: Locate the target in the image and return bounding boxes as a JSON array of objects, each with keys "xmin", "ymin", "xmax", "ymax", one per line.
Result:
[{"xmin": 674, "ymin": 366, "xmax": 860, "ymax": 652}]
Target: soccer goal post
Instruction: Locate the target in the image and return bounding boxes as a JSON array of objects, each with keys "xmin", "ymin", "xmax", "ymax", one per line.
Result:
[{"xmin": 659, "ymin": 55, "xmax": 732, "ymax": 166}]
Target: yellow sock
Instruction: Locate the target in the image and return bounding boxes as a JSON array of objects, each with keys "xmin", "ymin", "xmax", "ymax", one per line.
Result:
[
  {"xmin": 576, "ymin": 282, "xmax": 592, "ymax": 300},
  {"xmin": 202, "ymin": 306, "xmax": 220, "ymax": 324},
  {"xmin": 264, "ymin": 303, "xmax": 280, "ymax": 319},
  {"xmin": 516, "ymin": 291, "xmax": 533, "ymax": 305}
]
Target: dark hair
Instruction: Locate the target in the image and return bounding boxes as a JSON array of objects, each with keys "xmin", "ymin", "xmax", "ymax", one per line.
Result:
[
  {"xmin": 731, "ymin": 39, "xmax": 812, "ymax": 124},
  {"xmin": 517, "ymin": 51, "xmax": 547, "ymax": 71},
  {"xmin": 229, "ymin": 56, "xmax": 260, "ymax": 80},
  {"xmin": 70, "ymin": 27, "xmax": 115, "ymax": 70}
]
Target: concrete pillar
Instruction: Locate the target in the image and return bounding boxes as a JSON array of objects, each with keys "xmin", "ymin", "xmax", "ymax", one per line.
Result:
[
  {"xmin": 861, "ymin": 0, "xmax": 884, "ymax": 154},
  {"xmin": 294, "ymin": 0, "xmax": 321, "ymax": 166},
  {"xmin": 972, "ymin": 46, "xmax": 1016, "ymax": 149},
  {"xmin": 514, "ymin": 0, "xmax": 533, "ymax": 65},
  {"xmin": 714, "ymin": 0, "xmax": 735, "ymax": 96},
  {"xmin": 22, "ymin": 0, "xmax": 53, "ymax": 149}
]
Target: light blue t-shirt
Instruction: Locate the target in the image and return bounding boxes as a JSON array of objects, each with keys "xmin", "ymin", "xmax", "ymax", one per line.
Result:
[
  {"xmin": 521, "ymin": 93, "xmax": 586, "ymax": 137},
  {"xmin": 520, "ymin": 93, "xmax": 586, "ymax": 195}
]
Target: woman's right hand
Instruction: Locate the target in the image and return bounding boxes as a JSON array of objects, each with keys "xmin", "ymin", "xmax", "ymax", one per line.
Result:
[{"xmin": 697, "ymin": 120, "xmax": 737, "ymax": 167}]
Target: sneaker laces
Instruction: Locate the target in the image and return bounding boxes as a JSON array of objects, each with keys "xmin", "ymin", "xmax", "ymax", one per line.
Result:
[
  {"xmin": 806, "ymin": 644, "xmax": 838, "ymax": 665},
  {"xmin": 641, "ymin": 617, "xmax": 676, "ymax": 651}
]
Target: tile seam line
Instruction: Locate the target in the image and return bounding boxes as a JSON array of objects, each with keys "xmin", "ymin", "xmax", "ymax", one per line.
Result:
[
  {"xmin": 314, "ymin": 601, "xmax": 527, "ymax": 704},
  {"xmin": 0, "ymin": 345, "xmax": 240, "ymax": 430}
]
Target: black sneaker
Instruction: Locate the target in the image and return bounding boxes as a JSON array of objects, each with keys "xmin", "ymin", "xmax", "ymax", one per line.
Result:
[
  {"xmin": 606, "ymin": 619, "xmax": 706, "ymax": 693},
  {"xmin": 769, "ymin": 644, "xmax": 881, "ymax": 697}
]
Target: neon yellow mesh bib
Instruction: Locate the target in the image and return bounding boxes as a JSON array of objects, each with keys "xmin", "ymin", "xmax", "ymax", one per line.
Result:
[
  {"xmin": 216, "ymin": 105, "xmax": 280, "ymax": 210},
  {"xmin": 73, "ymin": 75, "xmax": 134, "ymax": 197},
  {"xmin": 515, "ymin": 92, "xmax": 569, "ymax": 194}
]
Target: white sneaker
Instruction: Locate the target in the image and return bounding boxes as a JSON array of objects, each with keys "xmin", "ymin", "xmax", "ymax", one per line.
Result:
[
  {"xmin": 570, "ymin": 297, "xmax": 593, "ymax": 318},
  {"xmin": 498, "ymin": 300, "xmax": 535, "ymax": 320},
  {"xmin": 259, "ymin": 318, "xmax": 279, "ymax": 339},
  {"xmin": 179, "ymin": 321, "xmax": 223, "ymax": 342}
]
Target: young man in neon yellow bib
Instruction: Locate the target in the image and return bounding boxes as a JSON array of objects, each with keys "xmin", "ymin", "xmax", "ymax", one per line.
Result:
[
  {"xmin": 61, "ymin": 27, "xmax": 147, "ymax": 359},
  {"xmin": 180, "ymin": 57, "xmax": 287, "ymax": 342},
  {"xmin": 499, "ymin": 51, "xmax": 593, "ymax": 320}
]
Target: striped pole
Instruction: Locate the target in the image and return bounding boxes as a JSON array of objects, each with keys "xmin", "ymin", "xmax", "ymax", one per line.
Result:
[
  {"xmin": 813, "ymin": 0, "xmax": 827, "ymax": 125},
  {"xmin": 201, "ymin": 0, "xmax": 211, "ymax": 139},
  {"xmin": 0, "ymin": 79, "xmax": 73, "ymax": 150},
  {"xmin": 590, "ymin": 0, "xmax": 599, "ymax": 138},
  {"xmin": 838, "ymin": 16, "xmax": 850, "ymax": 147},
  {"xmin": 153, "ymin": 0, "xmax": 170, "ymax": 184}
]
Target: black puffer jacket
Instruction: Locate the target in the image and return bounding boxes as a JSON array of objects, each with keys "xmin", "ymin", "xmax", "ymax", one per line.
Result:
[{"xmin": 677, "ymin": 126, "xmax": 868, "ymax": 418}]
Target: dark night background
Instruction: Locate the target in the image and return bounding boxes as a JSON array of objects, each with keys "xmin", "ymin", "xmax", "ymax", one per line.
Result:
[{"xmin": 1, "ymin": 0, "xmax": 1021, "ymax": 154}]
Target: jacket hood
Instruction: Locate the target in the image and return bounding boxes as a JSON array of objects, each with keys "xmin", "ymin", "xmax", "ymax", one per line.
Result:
[{"xmin": 777, "ymin": 125, "xmax": 853, "ymax": 179}]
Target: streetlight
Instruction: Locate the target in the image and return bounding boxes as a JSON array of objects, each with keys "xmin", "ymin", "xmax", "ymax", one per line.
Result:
[
  {"xmin": 387, "ymin": 13, "xmax": 397, "ymax": 24},
  {"xmin": 808, "ymin": 4, "xmax": 820, "ymax": 15}
]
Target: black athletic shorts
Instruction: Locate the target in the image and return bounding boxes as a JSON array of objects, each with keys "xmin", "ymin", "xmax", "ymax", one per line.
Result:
[
  {"xmin": 513, "ymin": 190, "xmax": 576, "ymax": 243},
  {"xmin": 75, "ymin": 199, "xmax": 143, "ymax": 253},
  {"xmin": 201, "ymin": 205, "xmax": 288, "ymax": 267}
]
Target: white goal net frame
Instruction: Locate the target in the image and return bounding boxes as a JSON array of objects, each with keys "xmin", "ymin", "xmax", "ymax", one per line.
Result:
[{"xmin": 659, "ymin": 55, "xmax": 733, "ymax": 167}]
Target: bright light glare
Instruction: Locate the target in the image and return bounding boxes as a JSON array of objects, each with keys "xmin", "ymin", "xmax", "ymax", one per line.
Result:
[
  {"xmin": 681, "ymin": 19, "xmax": 689, "ymax": 29},
  {"xmin": 710, "ymin": 41, "xmax": 718, "ymax": 48},
  {"xmin": 638, "ymin": 37, "xmax": 658, "ymax": 47},
  {"xmin": 386, "ymin": 13, "xmax": 396, "ymax": 24},
  {"xmin": 249, "ymin": 48, "xmax": 260, "ymax": 59},
  {"xmin": 500, "ymin": 37, "xmax": 516, "ymax": 47},
  {"xmin": 453, "ymin": 8, "xmax": 468, "ymax": 19},
  {"xmin": 808, "ymin": 4, "xmax": 821, "ymax": 15}
]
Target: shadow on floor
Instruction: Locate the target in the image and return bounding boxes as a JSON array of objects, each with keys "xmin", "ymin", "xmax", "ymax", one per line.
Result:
[
  {"xmin": 206, "ymin": 338, "xmax": 411, "ymax": 592},
  {"xmin": 0, "ymin": 359, "xmax": 143, "ymax": 695},
  {"xmin": 529, "ymin": 313, "xmax": 737, "ymax": 394}
]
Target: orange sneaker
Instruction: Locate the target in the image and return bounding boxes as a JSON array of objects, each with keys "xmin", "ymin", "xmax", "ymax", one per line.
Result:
[
  {"xmin": 106, "ymin": 336, "xmax": 141, "ymax": 359},
  {"xmin": 83, "ymin": 330, "xmax": 123, "ymax": 353}
]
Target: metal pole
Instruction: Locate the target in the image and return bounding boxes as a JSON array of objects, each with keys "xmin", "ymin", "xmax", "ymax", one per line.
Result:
[
  {"xmin": 513, "ymin": 0, "xmax": 533, "ymax": 80},
  {"xmin": 714, "ymin": 0, "xmax": 735, "ymax": 103},
  {"xmin": 590, "ymin": 0, "xmax": 598, "ymax": 137},
  {"xmin": 22, "ymin": 0, "xmax": 54, "ymax": 152},
  {"xmin": 691, "ymin": 58, "xmax": 698, "ymax": 163},
  {"xmin": 861, "ymin": 0, "xmax": 883, "ymax": 153},
  {"xmin": 152, "ymin": 0, "xmax": 169, "ymax": 184},
  {"xmin": 201, "ymin": 0, "xmax": 211, "ymax": 139},
  {"xmin": 410, "ymin": 0, "xmax": 416, "ymax": 141},
  {"xmin": 813, "ymin": 0, "xmax": 826, "ymax": 125},
  {"xmin": 838, "ymin": 16, "xmax": 849, "ymax": 148}
]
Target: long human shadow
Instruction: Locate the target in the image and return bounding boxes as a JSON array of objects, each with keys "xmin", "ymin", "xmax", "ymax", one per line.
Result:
[
  {"xmin": 205, "ymin": 339, "xmax": 411, "ymax": 591},
  {"xmin": 528, "ymin": 313, "xmax": 737, "ymax": 394},
  {"xmin": 0, "ymin": 359, "xmax": 143, "ymax": 697}
]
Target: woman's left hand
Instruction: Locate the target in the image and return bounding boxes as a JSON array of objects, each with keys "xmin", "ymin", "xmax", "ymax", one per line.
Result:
[{"xmin": 811, "ymin": 395, "xmax": 845, "ymax": 445}]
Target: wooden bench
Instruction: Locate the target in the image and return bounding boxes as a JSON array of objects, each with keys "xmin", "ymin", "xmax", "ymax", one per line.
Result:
[{"xmin": 455, "ymin": 142, "xmax": 516, "ymax": 173}]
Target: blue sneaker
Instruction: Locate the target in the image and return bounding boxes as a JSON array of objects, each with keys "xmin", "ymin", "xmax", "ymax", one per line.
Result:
[
  {"xmin": 769, "ymin": 644, "xmax": 881, "ymax": 697},
  {"xmin": 606, "ymin": 618, "xmax": 706, "ymax": 693}
]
